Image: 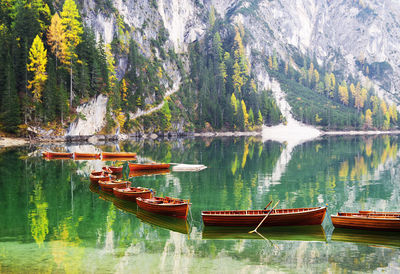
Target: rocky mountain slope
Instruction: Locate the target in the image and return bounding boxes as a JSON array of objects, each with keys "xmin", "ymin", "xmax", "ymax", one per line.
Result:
[{"xmin": 71, "ymin": 0, "xmax": 400, "ymax": 135}]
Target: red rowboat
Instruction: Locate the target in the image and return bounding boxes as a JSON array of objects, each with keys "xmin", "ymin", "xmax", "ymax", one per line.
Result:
[
  {"xmin": 102, "ymin": 166, "xmax": 123, "ymax": 174},
  {"xmin": 89, "ymin": 171, "xmax": 115, "ymax": 183},
  {"xmin": 74, "ymin": 152, "xmax": 101, "ymax": 159},
  {"xmin": 113, "ymin": 186, "xmax": 154, "ymax": 201},
  {"xmin": 136, "ymin": 196, "xmax": 191, "ymax": 219},
  {"xmin": 98, "ymin": 180, "xmax": 130, "ymax": 192},
  {"xmin": 202, "ymin": 207, "xmax": 327, "ymax": 227},
  {"xmin": 102, "ymin": 152, "xmax": 137, "ymax": 159},
  {"xmin": 43, "ymin": 151, "xmax": 73, "ymax": 159},
  {"xmin": 128, "ymin": 163, "xmax": 170, "ymax": 171},
  {"xmin": 129, "ymin": 169, "xmax": 170, "ymax": 177},
  {"xmin": 331, "ymin": 211, "xmax": 400, "ymax": 231}
]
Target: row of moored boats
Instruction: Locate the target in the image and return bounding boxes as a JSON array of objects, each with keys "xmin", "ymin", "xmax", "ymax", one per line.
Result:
[
  {"xmin": 48, "ymin": 150, "xmax": 400, "ymax": 232},
  {"xmin": 90, "ymin": 163, "xmax": 400, "ymax": 231},
  {"xmin": 43, "ymin": 151, "xmax": 137, "ymax": 160},
  {"xmin": 90, "ymin": 163, "xmax": 191, "ymax": 218}
]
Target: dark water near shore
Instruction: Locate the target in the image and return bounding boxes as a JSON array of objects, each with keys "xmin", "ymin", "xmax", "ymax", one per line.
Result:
[{"xmin": 1, "ymin": 135, "xmax": 400, "ymax": 273}]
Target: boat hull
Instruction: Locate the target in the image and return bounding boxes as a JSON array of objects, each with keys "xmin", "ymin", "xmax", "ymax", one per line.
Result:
[
  {"xmin": 136, "ymin": 197, "xmax": 190, "ymax": 219},
  {"xmin": 103, "ymin": 166, "xmax": 123, "ymax": 174},
  {"xmin": 74, "ymin": 152, "xmax": 101, "ymax": 159},
  {"xmin": 129, "ymin": 169, "xmax": 170, "ymax": 177},
  {"xmin": 98, "ymin": 180, "xmax": 129, "ymax": 192},
  {"xmin": 202, "ymin": 207, "xmax": 326, "ymax": 227},
  {"xmin": 129, "ymin": 163, "xmax": 170, "ymax": 171},
  {"xmin": 43, "ymin": 152, "xmax": 73, "ymax": 159},
  {"xmin": 102, "ymin": 152, "xmax": 137, "ymax": 159},
  {"xmin": 89, "ymin": 171, "xmax": 116, "ymax": 183},
  {"xmin": 331, "ymin": 214, "xmax": 400, "ymax": 231},
  {"xmin": 113, "ymin": 187, "xmax": 153, "ymax": 201}
]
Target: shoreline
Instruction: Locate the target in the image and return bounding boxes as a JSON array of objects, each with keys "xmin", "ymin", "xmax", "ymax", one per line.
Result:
[
  {"xmin": 1, "ymin": 129, "xmax": 400, "ymax": 148},
  {"xmin": 0, "ymin": 137, "xmax": 29, "ymax": 148},
  {"xmin": 322, "ymin": 130, "xmax": 400, "ymax": 136}
]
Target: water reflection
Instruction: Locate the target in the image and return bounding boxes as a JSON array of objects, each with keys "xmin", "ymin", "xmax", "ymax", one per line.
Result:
[
  {"xmin": 28, "ymin": 180, "xmax": 49, "ymax": 247},
  {"xmin": 1, "ymin": 135, "xmax": 400, "ymax": 272}
]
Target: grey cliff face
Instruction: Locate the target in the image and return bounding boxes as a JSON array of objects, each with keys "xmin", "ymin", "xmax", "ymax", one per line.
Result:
[{"xmin": 81, "ymin": 0, "xmax": 400, "ymax": 103}]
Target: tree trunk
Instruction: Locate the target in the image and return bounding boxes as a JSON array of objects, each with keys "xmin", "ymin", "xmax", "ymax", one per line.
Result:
[{"xmin": 70, "ymin": 63, "xmax": 73, "ymax": 106}]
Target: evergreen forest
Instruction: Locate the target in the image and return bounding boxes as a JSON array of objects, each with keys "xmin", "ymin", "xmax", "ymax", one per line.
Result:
[{"xmin": 0, "ymin": 0, "xmax": 397, "ymax": 136}]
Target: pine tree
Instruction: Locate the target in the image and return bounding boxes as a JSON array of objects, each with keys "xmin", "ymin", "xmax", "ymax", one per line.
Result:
[
  {"xmin": 42, "ymin": 59, "xmax": 56, "ymax": 122},
  {"xmin": 1, "ymin": 56, "xmax": 21, "ymax": 133},
  {"xmin": 338, "ymin": 80, "xmax": 349, "ymax": 105},
  {"xmin": 257, "ymin": 109, "xmax": 263, "ymax": 125},
  {"xmin": 248, "ymin": 108, "xmax": 254, "ymax": 126},
  {"xmin": 27, "ymin": 35, "xmax": 47, "ymax": 103},
  {"xmin": 231, "ymin": 93, "xmax": 238, "ymax": 114},
  {"xmin": 241, "ymin": 100, "xmax": 249, "ymax": 128},
  {"xmin": 60, "ymin": 0, "xmax": 83, "ymax": 105},
  {"xmin": 47, "ymin": 12, "xmax": 65, "ymax": 69}
]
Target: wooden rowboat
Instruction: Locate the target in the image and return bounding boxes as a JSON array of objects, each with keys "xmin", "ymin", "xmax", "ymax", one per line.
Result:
[
  {"xmin": 74, "ymin": 152, "xmax": 101, "ymax": 159},
  {"xmin": 43, "ymin": 151, "xmax": 73, "ymax": 159},
  {"xmin": 331, "ymin": 211, "xmax": 400, "ymax": 231},
  {"xmin": 113, "ymin": 186, "xmax": 154, "ymax": 201},
  {"xmin": 102, "ymin": 165, "xmax": 123, "ymax": 174},
  {"xmin": 128, "ymin": 163, "xmax": 170, "ymax": 171},
  {"xmin": 129, "ymin": 169, "xmax": 170, "ymax": 177},
  {"xmin": 201, "ymin": 207, "xmax": 327, "ymax": 227},
  {"xmin": 98, "ymin": 180, "xmax": 130, "ymax": 192},
  {"xmin": 89, "ymin": 171, "xmax": 115, "ymax": 183},
  {"xmin": 102, "ymin": 152, "xmax": 137, "ymax": 159},
  {"xmin": 136, "ymin": 196, "xmax": 191, "ymax": 219}
]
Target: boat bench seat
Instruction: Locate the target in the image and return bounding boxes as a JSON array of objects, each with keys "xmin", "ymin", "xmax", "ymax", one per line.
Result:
[{"xmin": 148, "ymin": 199, "xmax": 163, "ymax": 204}]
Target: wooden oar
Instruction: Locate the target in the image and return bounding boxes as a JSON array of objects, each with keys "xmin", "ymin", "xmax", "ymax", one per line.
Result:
[
  {"xmin": 249, "ymin": 200, "xmax": 280, "ymax": 234},
  {"xmin": 263, "ymin": 201, "xmax": 272, "ymax": 210}
]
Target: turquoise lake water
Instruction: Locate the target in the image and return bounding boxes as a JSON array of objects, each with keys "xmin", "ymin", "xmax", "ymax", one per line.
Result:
[{"xmin": 0, "ymin": 135, "xmax": 399, "ymax": 273}]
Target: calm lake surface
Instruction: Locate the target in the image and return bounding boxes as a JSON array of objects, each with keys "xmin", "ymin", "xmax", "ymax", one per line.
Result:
[{"xmin": 1, "ymin": 135, "xmax": 400, "ymax": 273}]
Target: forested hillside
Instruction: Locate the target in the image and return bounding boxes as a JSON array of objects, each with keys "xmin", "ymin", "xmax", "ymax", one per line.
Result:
[
  {"xmin": 267, "ymin": 53, "xmax": 399, "ymax": 130},
  {"xmin": 0, "ymin": 0, "xmax": 282, "ymax": 135},
  {"xmin": 0, "ymin": 0, "xmax": 399, "ymax": 136}
]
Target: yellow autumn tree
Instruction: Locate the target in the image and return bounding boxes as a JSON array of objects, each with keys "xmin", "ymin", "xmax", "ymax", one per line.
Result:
[
  {"xmin": 338, "ymin": 80, "xmax": 349, "ymax": 105},
  {"xmin": 380, "ymin": 99, "xmax": 388, "ymax": 114},
  {"xmin": 389, "ymin": 103, "xmax": 398, "ymax": 122},
  {"xmin": 105, "ymin": 44, "xmax": 117, "ymax": 91},
  {"xmin": 60, "ymin": 0, "xmax": 83, "ymax": 105},
  {"xmin": 364, "ymin": 109, "xmax": 373, "ymax": 128},
  {"xmin": 116, "ymin": 108, "xmax": 126, "ymax": 129},
  {"xmin": 314, "ymin": 69, "xmax": 319, "ymax": 86},
  {"xmin": 232, "ymin": 26, "xmax": 249, "ymax": 91},
  {"xmin": 47, "ymin": 12, "xmax": 65, "ymax": 69},
  {"xmin": 232, "ymin": 61, "xmax": 243, "ymax": 92},
  {"xmin": 231, "ymin": 93, "xmax": 238, "ymax": 114},
  {"xmin": 27, "ymin": 35, "xmax": 48, "ymax": 103},
  {"xmin": 241, "ymin": 100, "xmax": 249, "ymax": 127},
  {"xmin": 268, "ymin": 56, "xmax": 273, "ymax": 69},
  {"xmin": 121, "ymin": 78, "xmax": 128, "ymax": 105}
]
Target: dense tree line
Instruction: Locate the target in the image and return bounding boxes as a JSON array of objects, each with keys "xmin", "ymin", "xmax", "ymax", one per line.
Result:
[
  {"xmin": 177, "ymin": 8, "xmax": 281, "ymax": 132},
  {"xmin": 1, "ymin": 1, "xmax": 396, "ymax": 135},
  {"xmin": 0, "ymin": 0, "xmax": 109, "ymax": 134},
  {"xmin": 268, "ymin": 53, "xmax": 399, "ymax": 130},
  {"xmin": 266, "ymin": 54, "xmax": 398, "ymax": 130}
]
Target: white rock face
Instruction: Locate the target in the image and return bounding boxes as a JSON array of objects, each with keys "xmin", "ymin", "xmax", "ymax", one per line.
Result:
[
  {"xmin": 67, "ymin": 94, "xmax": 108, "ymax": 136},
  {"xmin": 241, "ymin": 0, "xmax": 400, "ymax": 102},
  {"xmin": 79, "ymin": 0, "xmax": 400, "ymax": 131}
]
